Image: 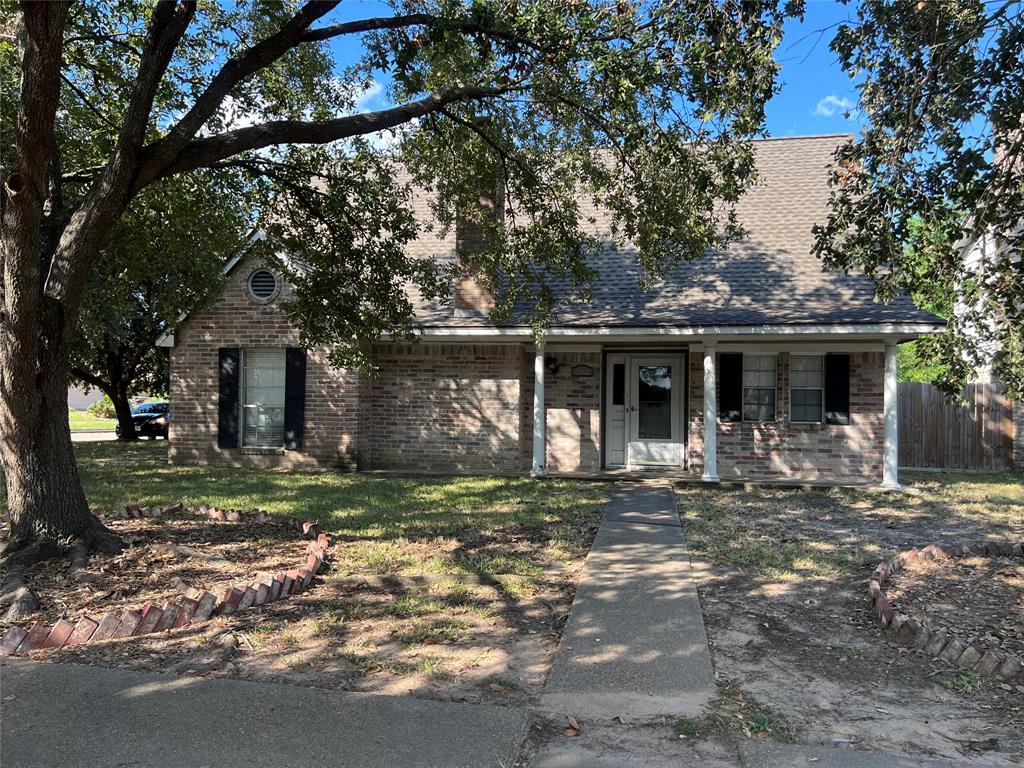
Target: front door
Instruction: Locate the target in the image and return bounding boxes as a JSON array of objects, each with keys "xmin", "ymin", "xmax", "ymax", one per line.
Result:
[{"xmin": 628, "ymin": 356, "xmax": 684, "ymax": 466}]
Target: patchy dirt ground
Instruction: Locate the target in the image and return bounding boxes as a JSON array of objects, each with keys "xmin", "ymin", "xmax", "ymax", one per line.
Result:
[
  {"xmin": 9, "ymin": 516, "xmax": 591, "ymax": 708},
  {"xmin": 888, "ymin": 555, "xmax": 1024, "ymax": 661},
  {"xmin": 676, "ymin": 474, "xmax": 1024, "ymax": 765},
  {"xmin": 0, "ymin": 514, "xmax": 309, "ymax": 632},
  {"xmin": 50, "ymin": 569, "xmax": 573, "ymax": 706}
]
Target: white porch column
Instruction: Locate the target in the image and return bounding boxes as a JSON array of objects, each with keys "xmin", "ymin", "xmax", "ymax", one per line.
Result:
[
  {"xmin": 702, "ymin": 341, "xmax": 719, "ymax": 482},
  {"xmin": 882, "ymin": 342, "xmax": 900, "ymax": 489},
  {"xmin": 531, "ymin": 340, "xmax": 546, "ymax": 477}
]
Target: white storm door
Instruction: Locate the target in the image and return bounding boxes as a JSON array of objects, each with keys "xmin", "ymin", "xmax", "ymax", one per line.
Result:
[{"xmin": 628, "ymin": 357, "xmax": 683, "ymax": 466}]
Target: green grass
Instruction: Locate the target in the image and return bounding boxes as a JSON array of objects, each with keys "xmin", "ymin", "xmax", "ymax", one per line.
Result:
[
  {"xmin": 56, "ymin": 441, "xmax": 606, "ymax": 578},
  {"xmin": 68, "ymin": 410, "xmax": 117, "ymax": 432},
  {"xmin": 944, "ymin": 672, "xmax": 985, "ymax": 696},
  {"xmin": 677, "ymin": 473, "xmax": 1024, "ymax": 582}
]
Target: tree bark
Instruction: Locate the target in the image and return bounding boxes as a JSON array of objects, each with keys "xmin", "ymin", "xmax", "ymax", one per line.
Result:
[
  {"xmin": 0, "ymin": 341, "xmax": 120, "ymax": 554},
  {"xmin": 109, "ymin": 385, "xmax": 138, "ymax": 442}
]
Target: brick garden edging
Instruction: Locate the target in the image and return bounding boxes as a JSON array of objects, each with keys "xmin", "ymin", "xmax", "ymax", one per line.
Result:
[
  {"xmin": 869, "ymin": 541, "xmax": 1024, "ymax": 686},
  {"xmin": 0, "ymin": 503, "xmax": 330, "ymax": 656}
]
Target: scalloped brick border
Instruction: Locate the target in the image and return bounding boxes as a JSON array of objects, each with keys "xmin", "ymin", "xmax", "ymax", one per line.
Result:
[
  {"xmin": 0, "ymin": 502, "xmax": 330, "ymax": 656},
  {"xmin": 869, "ymin": 541, "xmax": 1024, "ymax": 686}
]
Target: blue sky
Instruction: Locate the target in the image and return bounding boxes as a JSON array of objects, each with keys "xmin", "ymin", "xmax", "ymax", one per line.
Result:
[
  {"xmin": 768, "ymin": 1, "xmax": 862, "ymax": 137},
  {"xmin": 328, "ymin": 1, "xmax": 864, "ymax": 140}
]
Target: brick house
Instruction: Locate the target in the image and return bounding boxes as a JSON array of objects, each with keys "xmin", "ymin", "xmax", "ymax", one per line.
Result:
[{"xmin": 159, "ymin": 135, "xmax": 946, "ymax": 486}]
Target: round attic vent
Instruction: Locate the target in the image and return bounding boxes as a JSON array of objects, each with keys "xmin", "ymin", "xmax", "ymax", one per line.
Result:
[{"xmin": 248, "ymin": 269, "xmax": 278, "ymax": 300}]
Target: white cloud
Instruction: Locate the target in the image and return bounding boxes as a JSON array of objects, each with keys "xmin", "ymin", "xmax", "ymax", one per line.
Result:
[
  {"xmin": 812, "ymin": 95, "xmax": 854, "ymax": 118},
  {"xmin": 353, "ymin": 79, "xmax": 384, "ymax": 113}
]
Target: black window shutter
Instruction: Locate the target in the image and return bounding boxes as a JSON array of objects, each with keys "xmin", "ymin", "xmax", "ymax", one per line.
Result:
[
  {"xmin": 217, "ymin": 348, "xmax": 241, "ymax": 449},
  {"xmin": 283, "ymin": 348, "xmax": 306, "ymax": 450},
  {"xmin": 825, "ymin": 353, "xmax": 851, "ymax": 425},
  {"xmin": 718, "ymin": 353, "xmax": 743, "ymax": 423}
]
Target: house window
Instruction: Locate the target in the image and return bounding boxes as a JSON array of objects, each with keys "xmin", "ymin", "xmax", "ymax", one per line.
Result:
[
  {"xmin": 790, "ymin": 355, "xmax": 824, "ymax": 423},
  {"xmin": 241, "ymin": 349, "xmax": 286, "ymax": 447},
  {"xmin": 742, "ymin": 355, "xmax": 776, "ymax": 421}
]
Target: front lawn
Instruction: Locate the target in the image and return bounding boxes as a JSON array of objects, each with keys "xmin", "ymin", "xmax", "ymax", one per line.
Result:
[
  {"xmin": 68, "ymin": 410, "xmax": 117, "ymax": 432},
  {"xmin": 74, "ymin": 441, "xmax": 606, "ymax": 576},
  {"xmin": 24, "ymin": 441, "xmax": 608, "ymax": 702},
  {"xmin": 677, "ymin": 473, "xmax": 1024, "ymax": 762}
]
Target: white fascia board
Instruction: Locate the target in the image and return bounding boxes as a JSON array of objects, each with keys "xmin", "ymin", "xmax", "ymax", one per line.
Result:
[{"xmin": 416, "ymin": 322, "xmax": 945, "ymax": 342}]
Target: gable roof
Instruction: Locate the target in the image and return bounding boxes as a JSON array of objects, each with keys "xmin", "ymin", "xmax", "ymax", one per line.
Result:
[
  {"xmin": 160, "ymin": 134, "xmax": 943, "ymax": 348},
  {"xmin": 412, "ymin": 134, "xmax": 942, "ymax": 329}
]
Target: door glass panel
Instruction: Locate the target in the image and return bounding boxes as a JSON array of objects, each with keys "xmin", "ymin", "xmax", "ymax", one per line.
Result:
[
  {"xmin": 612, "ymin": 364, "xmax": 625, "ymax": 405},
  {"xmin": 637, "ymin": 365, "xmax": 672, "ymax": 440}
]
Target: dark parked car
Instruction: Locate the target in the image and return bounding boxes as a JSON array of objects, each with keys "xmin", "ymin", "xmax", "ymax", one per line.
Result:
[{"xmin": 116, "ymin": 401, "xmax": 170, "ymax": 439}]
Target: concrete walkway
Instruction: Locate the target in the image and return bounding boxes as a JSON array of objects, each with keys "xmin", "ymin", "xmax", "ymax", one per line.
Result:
[
  {"xmin": 541, "ymin": 481, "xmax": 715, "ymax": 719},
  {"xmin": 1, "ymin": 658, "xmax": 526, "ymax": 768}
]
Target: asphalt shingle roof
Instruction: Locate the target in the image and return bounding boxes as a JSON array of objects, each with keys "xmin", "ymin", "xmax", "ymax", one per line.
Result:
[{"xmin": 414, "ymin": 134, "xmax": 942, "ymax": 328}]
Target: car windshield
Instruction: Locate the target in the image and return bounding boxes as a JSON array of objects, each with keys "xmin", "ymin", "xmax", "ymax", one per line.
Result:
[{"xmin": 133, "ymin": 402, "xmax": 168, "ymax": 415}]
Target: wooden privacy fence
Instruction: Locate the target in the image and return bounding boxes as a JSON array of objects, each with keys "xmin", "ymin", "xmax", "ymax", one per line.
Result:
[{"xmin": 898, "ymin": 382, "xmax": 1014, "ymax": 471}]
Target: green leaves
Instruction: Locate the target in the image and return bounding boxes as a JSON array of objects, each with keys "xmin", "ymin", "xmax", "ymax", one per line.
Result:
[
  {"xmin": 815, "ymin": 0, "xmax": 1023, "ymax": 396},
  {"xmin": 51, "ymin": 0, "xmax": 799, "ymax": 371}
]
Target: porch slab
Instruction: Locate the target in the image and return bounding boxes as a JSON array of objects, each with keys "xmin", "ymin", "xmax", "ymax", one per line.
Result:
[{"xmin": 541, "ymin": 482, "xmax": 715, "ymax": 719}]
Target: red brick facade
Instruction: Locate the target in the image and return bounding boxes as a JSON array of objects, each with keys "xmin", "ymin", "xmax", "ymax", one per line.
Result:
[
  {"xmin": 170, "ymin": 259, "xmax": 887, "ymax": 481},
  {"xmin": 687, "ymin": 350, "xmax": 885, "ymax": 482}
]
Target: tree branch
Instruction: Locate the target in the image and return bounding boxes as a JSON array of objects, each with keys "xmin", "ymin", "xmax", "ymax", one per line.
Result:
[
  {"xmin": 69, "ymin": 366, "xmax": 109, "ymax": 392},
  {"xmin": 141, "ymin": 0, "xmax": 340, "ymax": 177},
  {"xmin": 43, "ymin": 0, "xmax": 196, "ymax": 307},
  {"xmin": 137, "ymin": 83, "xmax": 527, "ymax": 186},
  {"xmin": 59, "ymin": 73, "xmax": 118, "ymax": 130},
  {"xmin": 299, "ymin": 12, "xmax": 545, "ymax": 51}
]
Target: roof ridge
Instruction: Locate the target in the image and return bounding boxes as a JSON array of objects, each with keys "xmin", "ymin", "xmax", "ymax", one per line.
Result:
[{"xmin": 751, "ymin": 133, "xmax": 854, "ymax": 143}]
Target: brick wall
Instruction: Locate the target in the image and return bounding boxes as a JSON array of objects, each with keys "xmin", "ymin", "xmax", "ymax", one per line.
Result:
[
  {"xmin": 169, "ymin": 256, "xmax": 361, "ymax": 469},
  {"xmin": 361, "ymin": 343, "xmax": 524, "ymax": 472},
  {"xmin": 539, "ymin": 350, "xmax": 602, "ymax": 473},
  {"xmin": 171, "ymin": 262, "xmax": 887, "ymax": 482},
  {"xmin": 686, "ymin": 350, "xmax": 885, "ymax": 482}
]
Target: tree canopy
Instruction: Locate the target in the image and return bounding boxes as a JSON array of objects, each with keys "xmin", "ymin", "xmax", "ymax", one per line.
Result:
[
  {"xmin": 1, "ymin": 0, "xmax": 800, "ymax": 552},
  {"xmin": 813, "ymin": 0, "xmax": 1023, "ymax": 397},
  {"xmin": 69, "ymin": 172, "xmax": 251, "ymax": 435}
]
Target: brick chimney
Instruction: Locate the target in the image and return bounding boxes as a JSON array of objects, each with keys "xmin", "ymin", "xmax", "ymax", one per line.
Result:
[{"xmin": 453, "ymin": 190, "xmax": 499, "ymax": 315}]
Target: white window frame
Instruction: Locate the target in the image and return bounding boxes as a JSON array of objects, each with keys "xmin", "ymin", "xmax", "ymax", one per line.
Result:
[
  {"xmin": 789, "ymin": 354, "xmax": 825, "ymax": 424},
  {"xmin": 240, "ymin": 349, "xmax": 287, "ymax": 448},
  {"xmin": 741, "ymin": 354, "xmax": 777, "ymax": 422}
]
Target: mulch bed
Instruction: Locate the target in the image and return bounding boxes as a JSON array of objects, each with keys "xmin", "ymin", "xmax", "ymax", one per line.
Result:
[
  {"xmin": 0, "ymin": 515, "xmax": 309, "ymax": 633},
  {"xmin": 886, "ymin": 555, "xmax": 1024, "ymax": 663}
]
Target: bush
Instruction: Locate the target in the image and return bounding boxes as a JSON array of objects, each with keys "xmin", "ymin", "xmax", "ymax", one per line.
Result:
[{"xmin": 87, "ymin": 395, "xmax": 116, "ymax": 419}]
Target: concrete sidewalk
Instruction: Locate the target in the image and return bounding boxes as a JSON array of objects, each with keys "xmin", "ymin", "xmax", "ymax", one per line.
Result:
[
  {"xmin": 541, "ymin": 481, "xmax": 715, "ymax": 719},
  {"xmin": 738, "ymin": 741, "xmax": 1010, "ymax": 768},
  {"xmin": 1, "ymin": 658, "xmax": 526, "ymax": 768}
]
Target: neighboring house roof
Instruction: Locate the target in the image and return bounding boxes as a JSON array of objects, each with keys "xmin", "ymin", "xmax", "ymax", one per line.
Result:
[{"xmin": 414, "ymin": 134, "xmax": 943, "ymax": 329}]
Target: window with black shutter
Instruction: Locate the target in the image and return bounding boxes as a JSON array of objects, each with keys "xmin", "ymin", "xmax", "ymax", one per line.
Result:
[
  {"xmin": 825, "ymin": 353, "xmax": 851, "ymax": 425},
  {"xmin": 718, "ymin": 353, "xmax": 743, "ymax": 422},
  {"xmin": 283, "ymin": 348, "xmax": 306, "ymax": 450},
  {"xmin": 217, "ymin": 348, "xmax": 241, "ymax": 449}
]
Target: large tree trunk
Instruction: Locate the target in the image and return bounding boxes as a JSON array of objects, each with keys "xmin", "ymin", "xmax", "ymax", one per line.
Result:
[
  {"xmin": 0, "ymin": 342, "xmax": 120, "ymax": 557},
  {"xmin": 109, "ymin": 385, "xmax": 138, "ymax": 442}
]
